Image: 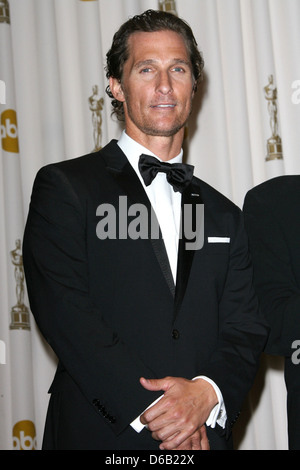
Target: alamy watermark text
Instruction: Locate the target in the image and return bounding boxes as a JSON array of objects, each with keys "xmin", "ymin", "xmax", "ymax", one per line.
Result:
[{"xmin": 96, "ymin": 196, "xmax": 204, "ymax": 251}]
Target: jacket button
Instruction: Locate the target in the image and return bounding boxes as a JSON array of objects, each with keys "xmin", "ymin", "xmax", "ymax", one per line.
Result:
[{"xmin": 172, "ymin": 329, "xmax": 180, "ymax": 340}]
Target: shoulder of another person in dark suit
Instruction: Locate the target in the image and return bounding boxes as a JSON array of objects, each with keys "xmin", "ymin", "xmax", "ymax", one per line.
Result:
[{"xmin": 244, "ymin": 175, "xmax": 300, "ymax": 208}]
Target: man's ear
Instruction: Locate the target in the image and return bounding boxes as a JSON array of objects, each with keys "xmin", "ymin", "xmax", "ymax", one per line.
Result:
[{"xmin": 109, "ymin": 77, "xmax": 125, "ymax": 103}]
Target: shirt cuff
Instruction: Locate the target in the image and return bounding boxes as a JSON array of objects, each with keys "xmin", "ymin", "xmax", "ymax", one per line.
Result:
[{"xmin": 193, "ymin": 376, "xmax": 227, "ymax": 429}]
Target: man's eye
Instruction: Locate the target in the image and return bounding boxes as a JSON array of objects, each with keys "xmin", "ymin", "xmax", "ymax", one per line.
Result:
[
  {"xmin": 173, "ymin": 67, "xmax": 184, "ymax": 72},
  {"xmin": 141, "ymin": 68, "xmax": 152, "ymax": 73}
]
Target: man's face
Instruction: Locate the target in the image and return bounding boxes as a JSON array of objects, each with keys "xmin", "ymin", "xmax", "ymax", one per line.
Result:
[{"xmin": 110, "ymin": 30, "xmax": 195, "ymax": 140}]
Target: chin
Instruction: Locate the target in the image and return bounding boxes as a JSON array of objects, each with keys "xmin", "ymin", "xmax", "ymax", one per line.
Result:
[{"xmin": 143, "ymin": 123, "xmax": 186, "ymax": 138}]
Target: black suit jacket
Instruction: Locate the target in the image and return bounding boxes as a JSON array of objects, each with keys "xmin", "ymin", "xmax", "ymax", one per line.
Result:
[
  {"xmin": 23, "ymin": 140, "xmax": 268, "ymax": 450},
  {"xmin": 243, "ymin": 175, "xmax": 300, "ymax": 449}
]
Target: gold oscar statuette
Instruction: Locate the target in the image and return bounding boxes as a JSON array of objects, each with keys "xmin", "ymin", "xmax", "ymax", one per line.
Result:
[
  {"xmin": 0, "ymin": 0, "xmax": 10, "ymax": 24},
  {"xmin": 158, "ymin": 0, "xmax": 178, "ymax": 15},
  {"xmin": 264, "ymin": 75, "xmax": 284, "ymax": 161},
  {"xmin": 9, "ymin": 239, "xmax": 30, "ymax": 330},
  {"xmin": 88, "ymin": 85, "xmax": 104, "ymax": 152}
]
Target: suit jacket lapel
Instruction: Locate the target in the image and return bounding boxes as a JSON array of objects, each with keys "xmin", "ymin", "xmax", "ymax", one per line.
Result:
[
  {"xmin": 101, "ymin": 142, "xmax": 175, "ymax": 297},
  {"xmin": 175, "ymin": 178, "xmax": 203, "ymax": 315}
]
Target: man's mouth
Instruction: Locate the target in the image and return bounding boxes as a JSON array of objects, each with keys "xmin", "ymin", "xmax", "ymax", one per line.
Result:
[{"xmin": 151, "ymin": 104, "xmax": 176, "ymax": 108}]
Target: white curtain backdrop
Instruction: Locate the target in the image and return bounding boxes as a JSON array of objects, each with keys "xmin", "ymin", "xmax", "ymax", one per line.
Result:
[{"xmin": 1, "ymin": 0, "xmax": 300, "ymax": 450}]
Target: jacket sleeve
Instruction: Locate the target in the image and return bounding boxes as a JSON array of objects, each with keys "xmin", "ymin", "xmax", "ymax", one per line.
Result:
[
  {"xmin": 243, "ymin": 190, "xmax": 300, "ymax": 357},
  {"xmin": 198, "ymin": 208, "xmax": 269, "ymax": 436},
  {"xmin": 23, "ymin": 164, "xmax": 161, "ymax": 436}
]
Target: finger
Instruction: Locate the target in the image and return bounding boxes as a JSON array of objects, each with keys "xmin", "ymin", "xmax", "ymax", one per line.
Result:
[
  {"xmin": 168, "ymin": 427, "xmax": 203, "ymax": 451},
  {"xmin": 172, "ymin": 437, "xmax": 193, "ymax": 450},
  {"xmin": 140, "ymin": 398, "xmax": 169, "ymax": 425},
  {"xmin": 173, "ymin": 435, "xmax": 198, "ymax": 451},
  {"xmin": 159, "ymin": 435, "xmax": 184, "ymax": 450},
  {"xmin": 139, "ymin": 394, "xmax": 165, "ymax": 425},
  {"xmin": 151, "ymin": 429, "xmax": 178, "ymax": 442},
  {"xmin": 141, "ymin": 389, "xmax": 180, "ymax": 425},
  {"xmin": 199, "ymin": 426, "xmax": 210, "ymax": 450},
  {"xmin": 158, "ymin": 431, "xmax": 195, "ymax": 450},
  {"xmin": 161, "ymin": 427, "xmax": 208, "ymax": 451},
  {"xmin": 150, "ymin": 423, "xmax": 180, "ymax": 442},
  {"xmin": 140, "ymin": 377, "xmax": 171, "ymax": 392},
  {"xmin": 159, "ymin": 428, "xmax": 193, "ymax": 451}
]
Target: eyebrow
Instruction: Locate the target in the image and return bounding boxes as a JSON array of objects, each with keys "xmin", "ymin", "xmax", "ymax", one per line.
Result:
[{"xmin": 133, "ymin": 58, "xmax": 192, "ymax": 69}]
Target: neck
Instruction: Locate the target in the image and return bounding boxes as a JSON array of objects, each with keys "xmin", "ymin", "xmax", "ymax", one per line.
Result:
[{"xmin": 125, "ymin": 127, "xmax": 184, "ymax": 161}]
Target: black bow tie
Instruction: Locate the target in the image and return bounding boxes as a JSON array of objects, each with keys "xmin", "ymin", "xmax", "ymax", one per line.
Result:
[{"xmin": 138, "ymin": 154, "xmax": 194, "ymax": 193}]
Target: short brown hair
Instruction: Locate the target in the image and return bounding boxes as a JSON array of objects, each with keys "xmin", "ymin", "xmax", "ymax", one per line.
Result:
[{"xmin": 105, "ymin": 9, "xmax": 204, "ymax": 121}]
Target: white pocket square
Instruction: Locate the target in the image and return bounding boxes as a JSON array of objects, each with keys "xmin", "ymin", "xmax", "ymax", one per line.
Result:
[{"xmin": 208, "ymin": 237, "xmax": 230, "ymax": 243}]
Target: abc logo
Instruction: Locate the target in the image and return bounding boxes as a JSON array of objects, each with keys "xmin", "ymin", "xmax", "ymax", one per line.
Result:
[
  {"xmin": 12, "ymin": 420, "xmax": 37, "ymax": 450},
  {"xmin": 0, "ymin": 109, "xmax": 19, "ymax": 153}
]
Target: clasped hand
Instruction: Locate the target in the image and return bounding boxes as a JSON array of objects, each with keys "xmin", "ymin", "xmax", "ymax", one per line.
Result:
[{"xmin": 139, "ymin": 376, "xmax": 218, "ymax": 450}]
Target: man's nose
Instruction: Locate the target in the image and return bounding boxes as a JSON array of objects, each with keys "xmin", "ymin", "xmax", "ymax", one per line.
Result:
[{"xmin": 156, "ymin": 71, "xmax": 173, "ymax": 95}]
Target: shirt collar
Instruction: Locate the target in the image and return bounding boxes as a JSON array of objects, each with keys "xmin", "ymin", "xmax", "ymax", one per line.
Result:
[{"xmin": 117, "ymin": 130, "xmax": 183, "ymax": 175}]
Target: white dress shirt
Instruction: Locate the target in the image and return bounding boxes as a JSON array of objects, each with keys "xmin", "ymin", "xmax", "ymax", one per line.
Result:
[
  {"xmin": 118, "ymin": 130, "xmax": 182, "ymax": 282},
  {"xmin": 117, "ymin": 131, "xmax": 226, "ymax": 432}
]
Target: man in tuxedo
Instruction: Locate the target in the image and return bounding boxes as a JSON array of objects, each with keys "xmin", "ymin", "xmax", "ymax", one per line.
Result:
[
  {"xmin": 244, "ymin": 175, "xmax": 300, "ymax": 449},
  {"xmin": 23, "ymin": 9, "xmax": 268, "ymax": 450}
]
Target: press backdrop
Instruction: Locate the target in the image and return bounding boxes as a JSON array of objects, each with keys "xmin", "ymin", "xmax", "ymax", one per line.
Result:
[{"xmin": 1, "ymin": 0, "xmax": 300, "ymax": 450}]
